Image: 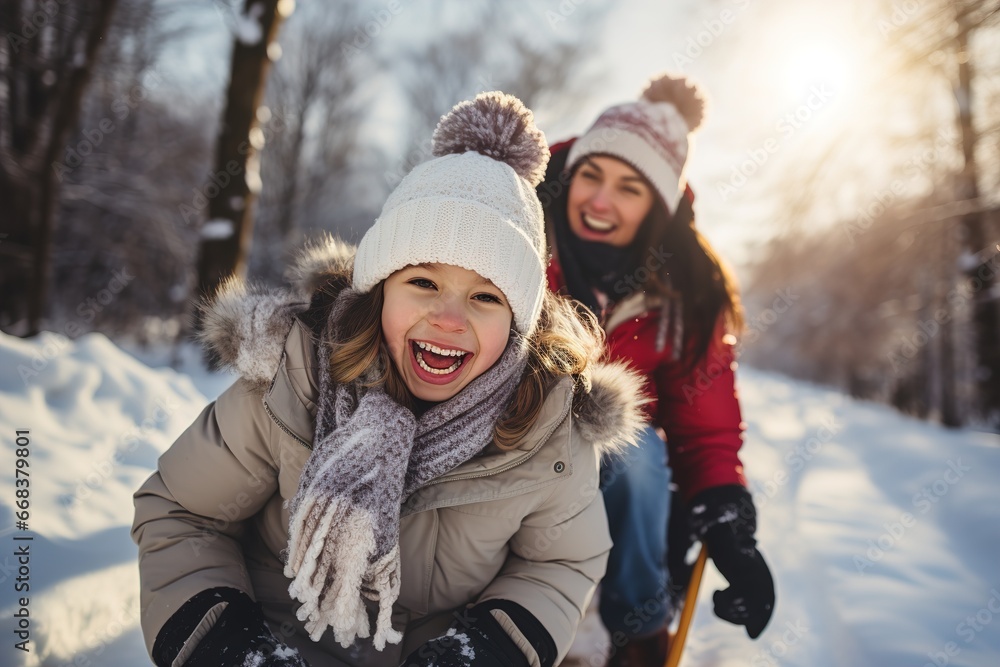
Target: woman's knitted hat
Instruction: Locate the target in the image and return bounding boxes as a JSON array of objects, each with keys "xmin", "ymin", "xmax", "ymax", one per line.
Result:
[
  {"xmin": 353, "ymin": 92, "xmax": 550, "ymax": 336},
  {"xmin": 566, "ymin": 73, "xmax": 706, "ymax": 214}
]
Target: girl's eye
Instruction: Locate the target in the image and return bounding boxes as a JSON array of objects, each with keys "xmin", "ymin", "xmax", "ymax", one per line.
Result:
[
  {"xmin": 474, "ymin": 293, "xmax": 502, "ymax": 304},
  {"xmin": 408, "ymin": 278, "xmax": 436, "ymax": 289},
  {"xmin": 622, "ymin": 187, "xmax": 642, "ymax": 196},
  {"xmin": 580, "ymin": 171, "xmax": 600, "ymax": 181}
]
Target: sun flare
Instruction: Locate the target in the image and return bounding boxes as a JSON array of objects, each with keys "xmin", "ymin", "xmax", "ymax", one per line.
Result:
[{"xmin": 781, "ymin": 43, "xmax": 855, "ymax": 100}]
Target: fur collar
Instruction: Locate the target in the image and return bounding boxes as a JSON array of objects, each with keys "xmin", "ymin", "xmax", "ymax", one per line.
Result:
[{"xmin": 198, "ymin": 236, "xmax": 647, "ymax": 454}]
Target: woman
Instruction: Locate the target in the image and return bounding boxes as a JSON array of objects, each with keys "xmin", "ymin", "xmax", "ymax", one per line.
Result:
[{"xmin": 538, "ymin": 74, "xmax": 776, "ymax": 666}]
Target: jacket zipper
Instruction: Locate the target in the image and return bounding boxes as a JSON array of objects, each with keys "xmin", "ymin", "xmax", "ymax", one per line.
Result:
[{"xmin": 262, "ymin": 397, "xmax": 313, "ymax": 450}]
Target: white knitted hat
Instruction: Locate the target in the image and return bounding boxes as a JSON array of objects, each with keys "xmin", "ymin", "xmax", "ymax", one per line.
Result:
[
  {"xmin": 566, "ymin": 73, "xmax": 706, "ymax": 214},
  {"xmin": 354, "ymin": 92, "xmax": 550, "ymax": 335}
]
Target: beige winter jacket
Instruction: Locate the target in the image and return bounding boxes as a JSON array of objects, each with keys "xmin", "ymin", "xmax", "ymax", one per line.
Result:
[{"xmin": 132, "ymin": 245, "xmax": 646, "ymax": 666}]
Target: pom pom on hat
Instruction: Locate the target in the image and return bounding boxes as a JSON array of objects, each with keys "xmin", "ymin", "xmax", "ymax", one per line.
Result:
[
  {"xmin": 642, "ymin": 73, "xmax": 707, "ymax": 133},
  {"xmin": 432, "ymin": 91, "xmax": 550, "ymax": 187}
]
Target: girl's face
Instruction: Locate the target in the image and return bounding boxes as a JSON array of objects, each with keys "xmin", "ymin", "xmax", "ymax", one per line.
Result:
[
  {"xmin": 567, "ymin": 156, "xmax": 656, "ymax": 248},
  {"xmin": 382, "ymin": 263, "xmax": 513, "ymax": 403}
]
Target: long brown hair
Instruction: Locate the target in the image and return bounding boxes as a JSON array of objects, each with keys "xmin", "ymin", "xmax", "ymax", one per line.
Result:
[
  {"xmin": 642, "ymin": 190, "xmax": 745, "ymax": 373},
  {"xmin": 541, "ymin": 146, "xmax": 744, "ymax": 374},
  {"xmin": 325, "ymin": 282, "xmax": 604, "ymax": 450}
]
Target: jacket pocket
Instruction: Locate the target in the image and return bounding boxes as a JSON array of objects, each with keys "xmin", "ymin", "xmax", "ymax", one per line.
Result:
[
  {"xmin": 399, "ymin": 510, "xmax": 438, "ymax": 616},
  {"xmin": 425, "ymin": 505, "xmax": 521, "ymax": 611}
]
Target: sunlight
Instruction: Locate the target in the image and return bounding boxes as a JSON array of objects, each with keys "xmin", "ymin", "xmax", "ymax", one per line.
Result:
[{"xmin": 780, "ymin": 42, "xmax": 856, "ymax": 102}]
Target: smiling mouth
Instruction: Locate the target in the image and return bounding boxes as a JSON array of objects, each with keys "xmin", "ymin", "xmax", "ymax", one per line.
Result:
[
  {"xmin": 411, "ymin": 340, "xmax": 470, "ymax": 376},
  {"xmin": 582, "ymin": 214, "xmax": 616, "ymax": 233}
]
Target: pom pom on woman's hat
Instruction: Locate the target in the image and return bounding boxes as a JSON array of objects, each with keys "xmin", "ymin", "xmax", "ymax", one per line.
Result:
[{"xmin": 353, "ymin": 92, "xmax": 550, "ymax": 336}]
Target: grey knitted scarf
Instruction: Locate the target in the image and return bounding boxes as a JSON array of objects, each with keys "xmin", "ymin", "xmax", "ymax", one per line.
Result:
[{"xmin": 284, "ymin": 290, "xmax": 528, "ymax": 650}]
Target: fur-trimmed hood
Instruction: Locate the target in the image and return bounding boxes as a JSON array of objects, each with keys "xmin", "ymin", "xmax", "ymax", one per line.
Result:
[{"xmin": 198, "ymin": 237, "xmax": 647, "ymax": 454}]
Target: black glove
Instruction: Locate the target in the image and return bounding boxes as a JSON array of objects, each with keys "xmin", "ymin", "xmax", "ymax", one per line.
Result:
[
  {"xmin": 400, "ymin": 600, "xmax": 556, "ymax": 667},
  {"xmin": 153, "ymin": 587, "xmax": 309, "ymax": 667},
  {"xmin": 688, "ymin": 485, "xmax": 775, "ymax": 639}
]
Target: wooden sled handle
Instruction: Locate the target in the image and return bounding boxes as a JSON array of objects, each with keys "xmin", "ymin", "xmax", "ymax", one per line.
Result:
[{"xmin": 665, "ymin": 543, "xmax": 708, "ymax": 667}]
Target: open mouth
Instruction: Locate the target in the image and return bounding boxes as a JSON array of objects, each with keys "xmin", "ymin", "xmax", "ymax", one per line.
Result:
[
  {"xmin": 410, "ymin": 340, "xmax": 471, "ymax": 380},
  {"xmin": 582, "ymin": 214, "xmax": 616, "ymax": 234}
]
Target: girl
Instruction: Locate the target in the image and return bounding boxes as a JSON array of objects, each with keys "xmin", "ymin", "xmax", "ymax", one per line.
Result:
[
  {"xmin": 538, "ymin": 74, "xmax": 776, "ymax": 665},
  {"xmin": 132, "ymin": 93, "xmax": 648, "ymax": 667}
]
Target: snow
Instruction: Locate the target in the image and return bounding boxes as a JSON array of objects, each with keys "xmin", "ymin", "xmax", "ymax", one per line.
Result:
[
  {"xmin": 1, "ymin": 331, "xmax": 998, "ymax": 666},
  {"xmin": 273, "ymin": 644, "xmax": 300, "ymax": 659},
  {"xmin": 0, "ymin": 331, "xmax": 235, "ymax": 667},
  {"xmin": 235, "ymin": 2, "xmax": 265, "ymax": 46},
  {"xmin": 688, "ymin": 371, "xmax": 1000, "ymax": 667},
  {"xmin": 201, "ymin": 218, "xmax": 236, "ymax": 239}
]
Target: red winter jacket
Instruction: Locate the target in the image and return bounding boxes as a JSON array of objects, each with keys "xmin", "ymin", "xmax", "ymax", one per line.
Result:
[{"xmin": 544, "ymin": 140, "xmax": 747, "ymax": 502}]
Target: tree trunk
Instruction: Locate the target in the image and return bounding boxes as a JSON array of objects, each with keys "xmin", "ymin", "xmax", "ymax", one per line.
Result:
[
  {"xmin": 954, "ymin": 28, "xmax": 1000, "ymax": 429},
  {"xmin": 194, "ymin": 0, "xmax": 288, "ymax": 302},
  {"xmin": 933, "ymin": 217, "xmax": 961, "ymax": 427},
  {"xmin": 0, "ymin": 179, "xmax": 39, "ymax": 334}
]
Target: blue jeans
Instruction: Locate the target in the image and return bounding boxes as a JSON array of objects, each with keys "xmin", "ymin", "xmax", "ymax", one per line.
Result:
[{"xmin": 598, "ymin": 425, "xmax": 671, "ymax": 638}]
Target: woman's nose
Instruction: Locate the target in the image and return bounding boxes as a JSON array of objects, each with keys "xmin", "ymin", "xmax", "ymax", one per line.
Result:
[{"xmin": 589, "ymin": 185, "xmax": 612, "ymax": 212}]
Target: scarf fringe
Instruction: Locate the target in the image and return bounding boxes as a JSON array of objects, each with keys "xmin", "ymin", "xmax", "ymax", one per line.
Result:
[{"xmin": 284, "ymin": 499, "xmax": 403, "ymax": 649}]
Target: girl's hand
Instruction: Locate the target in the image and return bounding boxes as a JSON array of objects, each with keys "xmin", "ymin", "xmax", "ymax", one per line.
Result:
[
  {"xmin": 154, "ymin": 587, "xmax": 310, "ymax": 667},
  {"xmin": 400, "ymin": 603, "xmax": 531, "ymax": 667}
]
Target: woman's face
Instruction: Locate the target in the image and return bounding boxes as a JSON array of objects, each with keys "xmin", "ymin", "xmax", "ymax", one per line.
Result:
[
  {"xmin": 567, "ymin": 156, "xmax": 656, "ymax": 248},
  {"xmin": 382, "ymin": 263, "xmax": 513, "ymax": 403}
]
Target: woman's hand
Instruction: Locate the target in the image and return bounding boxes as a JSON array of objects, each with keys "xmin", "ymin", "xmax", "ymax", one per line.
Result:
[{"xmin": 688, "ymin": 485, "xmax": 776, "ymax": 639}]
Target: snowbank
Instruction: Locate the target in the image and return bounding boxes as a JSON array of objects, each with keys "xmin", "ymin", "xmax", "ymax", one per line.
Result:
[
  {"xmin": 682, "ymin": 370, "xmax": 1000, "ymax": 667},
  {"xmin": 0, "ymin": 331, "xmax": 230, "ymax": 667}
]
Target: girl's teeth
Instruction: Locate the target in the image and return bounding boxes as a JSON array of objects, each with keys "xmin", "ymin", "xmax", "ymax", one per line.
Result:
[
  {"xmin": 415, "ymin": 341, "xmax": 464, "ymax": 356},
  {"xmin": 416, "ymin": 352, "xmax": 462, "ymax": 375}
]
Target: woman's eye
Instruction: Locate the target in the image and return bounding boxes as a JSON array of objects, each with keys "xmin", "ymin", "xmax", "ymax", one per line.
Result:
[
  {"xmin": 408, "ymin": 278, "xmax": 435, "ymax": 289},
  {"xmin": 622, "ymin": 187, "xmax": 641, "ymax": 196},
  {"xmin": 581, "ymin": 171, "xmax": 599, "ymax": 181}
]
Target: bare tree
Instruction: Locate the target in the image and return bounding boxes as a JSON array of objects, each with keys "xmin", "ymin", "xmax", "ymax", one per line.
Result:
[
  {"xmin": 853, "ymin": 0, "xmax": 1000, "ymax": 427},
  {"xmin": 51, "ymin": 0, "xmax": 212, "ymax": 342},
  {"xmin": 742, "ymin": 0, "xmax": 1000, "ymax": 428},
  {"xmin": 951, "ymin": 5, "xmax": 1000, "ymax": 427},
  {"xmin": 0, "ymin": 0, "xmax": 119, "ymax": 335},
  {"xmin": 193, "ymin": 0, "xmax": 291, "ymax": 305}
]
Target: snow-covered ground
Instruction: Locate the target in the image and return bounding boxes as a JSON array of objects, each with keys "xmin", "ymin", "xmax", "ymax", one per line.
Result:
[{"xmin": 1, "ymin": 330, "xmax": 998, "ymax": 667}]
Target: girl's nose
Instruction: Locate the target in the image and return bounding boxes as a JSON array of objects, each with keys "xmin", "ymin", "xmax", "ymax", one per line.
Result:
[{"xmin": 428, "ymin": 296, "xmax": 468, "ymax": 333}]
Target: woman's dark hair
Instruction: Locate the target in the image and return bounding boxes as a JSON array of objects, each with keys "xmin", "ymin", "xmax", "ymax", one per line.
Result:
[
  {"xmin": 642, "ymin": 189, "xmax": 745, "ymax": 373},
  {"xmin": 540, "ymin": 145, "xmax": 744, "ymax": 375}
]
